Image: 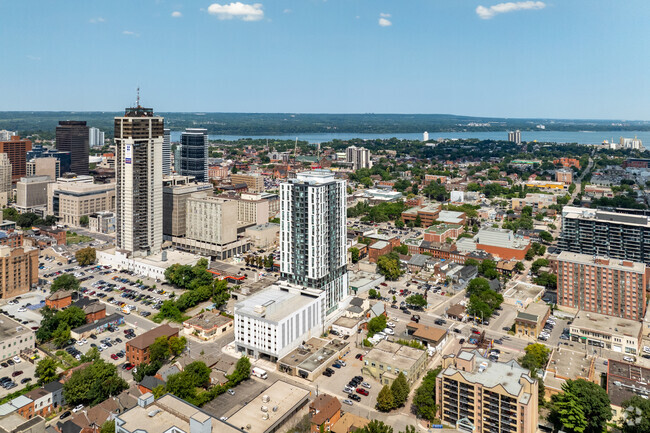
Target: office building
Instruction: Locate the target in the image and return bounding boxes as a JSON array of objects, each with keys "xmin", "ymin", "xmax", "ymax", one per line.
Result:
[
  {"xmin": 457, "ymin": 228, "xmax": 531, "ymax": 261},
  {"xmin": 557, "ymin": 251, "xmax": 648, "ymax": 320},
  {"xmin": 0, "ymin": 314, "xmax": 35, "ymax": 362},
  {"xmin": 230, "ymin": 173, "xmax": 264, "ymax": 193},
  {"xmin": 0, "ymin": 246, "xmax": 39, "ymax": 300},
  {"xmin": 0, "ymin": 154, "xmax": 11, "ymax": 206},
  {"xmin": 26, "ymin": 157, "xmax": 60, "ymax": 180},
  {"xmin": 345, "ymin": 146, "xmax": 372, "ymax": 170},
  {"xmin": 89, "ymin": 211, "xmax": 116, "ymax": 234},
  {"xmin": 0, "ymin": 135, "xmax": 32, "ymax": 181},
  {"xmin": 511, "ymin": 193, "xmax": 557, "ymax": 211},
  {"xmin": 401, "ymin": 203, "xmax": 442, "ymax": 226},
  {"xmin": 47, "ymin": 179, "xmax": 116, "ymax": 226},
  {"xmin": 0, "ymin": 130, "xmax": 16, "ymax": 141},
  {"xmin": 115, "ymin": 393, "xmax": 242, "ymax": 433},
  {"xmin": 125, "ymin": 324, "xmax": 178, "ymax": 366},
  {"xmin": 280, "ymin": 170, "xmax": 348, "ymax": 315},
  {"xmin": 114, "ymin": 104, "xmax": 164, "ymax": 257},
  {"xmin": 162, "ymin": 177, "xmax": 212, "ymax": 238},
  {"xmin": 89, "ymin": 127, "xmax": 105, "ymax": 147},
  {"xmin": 234, "ymin": 282, "xmax": 325, "ymax": 360},
  {"xmin": 162, "ymin": 128, "xmax": 171, "ymax": 176},
  {"xmin": 558, "ymin": 206, "xmax": 650, "ymax": 265},
  {"xmin": 178, "ymin": 128, "xmax": 208, "ymax": 181},
  {"xmin": 16, "ymin": 176, "xmax": 52, "ymax": 212},
  {"xmin": 436, "ymin": 350, "xmax": 538, "ymax": 433},
  {"xmin": 56, "ymin": 121, "xmax": 89, "ymax": 175},
  {"xmin": 186, "ymin": 193, "xmax": 238, "ymax": 245},
  {"xmin": 508, "ymin": 130, "xmax": 522, "ymax": 145},
  {"xmin": 41, "ymin": 150, "xmax": 71, "ymax": 174}
]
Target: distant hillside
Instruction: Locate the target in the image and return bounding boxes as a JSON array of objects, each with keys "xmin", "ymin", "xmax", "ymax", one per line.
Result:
[{"xmin": 1, "ymin": 111, "xmax": 649, "ymax": 139}]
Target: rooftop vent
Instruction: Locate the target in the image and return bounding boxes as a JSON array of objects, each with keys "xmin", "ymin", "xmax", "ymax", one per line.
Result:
[{"xmin": 148, "ymin": 409, "xmax": 161, "ymax": 417}]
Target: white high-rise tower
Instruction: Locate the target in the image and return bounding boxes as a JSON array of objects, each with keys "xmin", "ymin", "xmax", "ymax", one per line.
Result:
[
  {"xmin": 162, "ymin": 128, "xmax": 171, "ymax": 176},
  {"xmin": 280, "ymin": 170, "xmax": 348, "ymax": 315},
  {"xmin": 423, "ymin": 131, "xmax": 429, "ymax": 142},
  {"xmin": 114, "ymin": 103, "xmax": 164, "ymax": 257}
]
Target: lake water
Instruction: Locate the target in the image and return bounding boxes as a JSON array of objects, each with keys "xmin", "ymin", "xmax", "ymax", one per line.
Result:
[{"xmin": 170, "ymin": 130, "xmax": 650, "ymax": 148}]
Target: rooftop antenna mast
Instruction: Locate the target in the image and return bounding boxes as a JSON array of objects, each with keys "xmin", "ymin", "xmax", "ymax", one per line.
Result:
[{"xmin": 136, "ymin": 87, "xmax": 141, "ymax": 107}]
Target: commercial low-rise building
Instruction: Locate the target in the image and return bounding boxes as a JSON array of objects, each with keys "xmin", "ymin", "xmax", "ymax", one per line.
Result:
[
  {"xmin": 47, "ymin": 178, "xmax": 116, "ymax": 226},
  {"xmin": 230, "ymin": 173, "xmax": 264, "ymax": 193},
  {"xmin": 514, "ymin": 303, "xmax": 551, "ymax": 339},
  {"xmin": 401, "ymin": 203, "xmax": 441, "ymax": 227},
  {"xmin": 362, "ymin": 340, "xmax": 427, "ymax": 387},
  {"xmin": 570, "ymin": 310, "xmax": 642, "ymax": 355},
  {"xmin": 244, "ymin": 223, "xmax": 279, "ymax": 248},
  {"xmin": 436, "ymin": 350, "xmax": 538, "ymax": 433},
  {"xmin": 182, "ymin": 311, "xmax": 233, "ymax": 341},
  {"xmin": 424, "ymin": 223, "xmax": 464, "ymax": 243},
  {"xmin": 511, "ymin": 193, "xmax": 557, "ymax": 211},
  {"xmin": 0, "ymin": 315, "xmax": 35, "ymax": 362},
  {"xmin": 89, "ymin": 211, "xmax": 116, "ymax": 234}
]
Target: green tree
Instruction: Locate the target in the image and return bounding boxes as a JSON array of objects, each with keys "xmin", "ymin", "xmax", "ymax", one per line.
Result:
[
  {"xmin": 534, "ymin": 272, "xmax": 557, "ymax": 290},
  {"xmin": 79, "ymin": 215, "xmax": 89, "ymax": 227},
  {"xmin": 395, "ymin": 218, "xmax": 405, "ymax": 229},
  {"xmin": 63, "ymin": 359, "xmax": 128, "ymax": 406},
  {"xmin": 376, "ymin": 385, "xmax": 395, "ymax": 412},
  {"xmin": 377, "ymin": 253, "xmax": 403, "ymax": 280},
  {"xmin": 212, "ymin": 279, "xmax": 230, "ymax": 308},
  {"xmin": 35, "ymin": 357, "xmax": 58, "ymax": 384},
  {"xmin": 531, "ymin": 258, "xmax": 549, "ymax": 274},
  {"xmin": 152, "ymin": 385, "xmax": 167, "ymax": 399},
  {"xmin": 525, "ymin": 248, "xmax": 535, "ymax": 261},
  {"xmin": 405, "ymin": 294, "xmax": 427, "ymax": 308},
  {"xmin": 553, "ymin": 391, "xmax": 588, "ymax": 433},
  {"xmin": 619, "ymin": 396, "xmax": 650, "ymax": 433},
  {"xmin": 349, "ymin": 247, "xmax": 360, "ymax": 264},
  {"xmin": 414, "ymin": 214, "xmax": 422, "ymax": 227},
  {"xmin": 168, "ymin": 336, "xmax": 187, "ymax": 357},
  {"xmin": 466, "ymin": 277, "xmax": 490, "ymax": 296},
  {"xmin": 478, "ymin": 259, "xmax": 498, "ymax": 279},
  {"xmin": 515, "ymin": 261, "xmax": 525, "ymax": 272},
  {"xmin": 519, "ymin": 343, "xmax": 550, "ymax": 371},
  {"xmin": 539, "ymin": 231, "xmax": 553, "ymax": 243},
  {"xmin": 393, "ymin": 244, "xmax": 408, "ymax": 255},
  {"xmin": 550, "ymin": 379, "xmax": 612, "ymax": 433},
  {"xmin": 166, "ymin": 372, "xmax": 197, "ymax": 401},
  {"xmin": 413, "ymin": 367, "xmax": 442, "ymax": 422},
  {"xmin": 101, "ymin": 421, "xmax": 115, "ymax": 433},
  {"xmin": 58, "ymin": 306, "xmax": 87, "ymax": 328},
  {"xmin": 464, "ymin": 258, "xmax": 479, "ymax": 267},
  {"xmin": 368, "ymin": 289, "xmax": 381, "ymax": 300},
  {"xmin": 354, "ymin": 420, "xmax": 394, "ymax": 433},
  {"xmin": 149, "ymin": 336, "xmax": 171, "ymax": 363},
  {"xmin": 52, "ymin": 324, "xmax": 71, "ymax": 348},
  {"xmin": 3, "ymin": 208, "xmax": 19, "ymax": 221},
  {"xmin": 75, "ymin": 247, "xmax": 96, "ymax": 266},
  {"xmin": 51, "ymin": 274, "xmax": 80, "ymax": 293},
  {"xmin": 229, "ymin": 356, "xmax": 251, "ymax": 384},
  {"xmin": 367, "ymin": 315, "xmax": 388, "ymax": 336},
  {"xmin": 184, "ymin": 361, "xmax": 211, "ymax": 388},
  {"xmin": 390, "ymin": 372, "xmax": 410, "ymax": 408}
]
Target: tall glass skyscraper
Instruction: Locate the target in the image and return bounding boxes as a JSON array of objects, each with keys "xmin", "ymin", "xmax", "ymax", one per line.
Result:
[
  {"xmin": 56, "ymin": 121, "xmax": 89, "ymax": 175},
  {"xmin": 280, "ymin": 170, "xmax": 348, "ymax": 315},
  {"xmin": 178, "ymin": 128, "xmax": 208, "ymax": 181}
]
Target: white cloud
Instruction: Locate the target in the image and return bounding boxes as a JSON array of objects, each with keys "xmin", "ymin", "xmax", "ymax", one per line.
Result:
[
  {"xmin": 283, "ymin": 8, "xmax": 292, "ymax": 14},
  {"xmin": 207, "ymin": 2, "xmax": 264, "ymax": 21},
  {"xmin": 171, "ymin": 11, "xmax": 182, "ymax": 18},
  {"xmin": 89, "ymin": 17, "xmax": 105, "ymax": 24},
  {"xmin": 379, "ymin": 13, "xmax": 391, "ymax": 18},
  {"xmin": 476, "ymin": 1, "xmax": 545, "ymax": 20},
  {"xmin": 122, "ymin": 30, "xmax": 140, "ymax": 37},
  {"xmin": 378, "ymin": 17, "xmax": 392, "ymax": 27}
]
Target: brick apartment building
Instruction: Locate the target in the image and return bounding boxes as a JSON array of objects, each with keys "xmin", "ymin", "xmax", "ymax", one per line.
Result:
[
  {"xmin": 557, "ymin": 251, "xmax": 649, "ymax": 320},
  {"xmin": 0, "ymin": 231, "xmax": 23, "ymax": 248},
  {"xmin": 0, "ymin": 246, "xmax": 39, "ymax": 299},
  {"xmin": 423, "ymin": 224, "xmax": 464, "ymax": 243},
  {"xmin": 0, "ymin": 135, "xmax": 32, "ymax": 181},
  {"xmin": 126, "ymin": 325, "xmax": 179, "ymax": 366},
  {"xmin": 401, "ymin": 203, "xmax": 441, "ymax": 226},
  {"xmin": 553, "ymin": 157, "xmax": 580, "ymax": 168},
  {"xmin": 45, "ymin": 290, "xmax": 73, "ymax": 309},
  {"xmin": 309, "ymin": 394, "xmax": 341, "ymax": 433}
]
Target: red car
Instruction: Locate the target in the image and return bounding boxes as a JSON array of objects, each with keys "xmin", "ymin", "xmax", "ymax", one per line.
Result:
[
  {"xmin": 356, "ymin": 387, "xmax": 369, "ymax": 396},
  {"xmin": 12, "ymin": 370, "xmax": 23, "ymax": 377},
  {"xmin": 111, "ymin": 354, "xmax": 119, "ymax": 360},
  {"xmin": 126, "ymin": 364, "xmax": 135, "ymax": 371}
]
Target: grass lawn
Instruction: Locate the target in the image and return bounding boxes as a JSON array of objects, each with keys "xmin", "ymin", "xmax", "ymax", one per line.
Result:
[{"xmin": 66, "ymin": 231, "xmax": 93, "ymax": 245}]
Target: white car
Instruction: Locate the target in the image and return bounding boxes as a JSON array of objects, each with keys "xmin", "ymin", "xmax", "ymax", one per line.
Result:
[
  {"xmin": 100, "ymin": 344, "xmax": 107, "ymax": 350},
  {"xmin": 387, "ymin": 322, "xmax": 396, "ymax": 328},
  {"xmin": 17, "ymin": 307, "xmax": 26, "ymax": 313},
  {"xmin": 76, "ymin": 340, "xmax": 85, "ymax": 346},
  {"xmin": 643, "ymin": 346, "xmax": 650, "ymax": 354},
  {"xmin": 624, "ymin": 356, "xmax": 636, "ymax": 363},
  {"xmin": 375, "ymin": 332, "xmax": 387, "ymax": 339},
  {"xmin": 72, "ymin": 404, "xmax": 84, "ymax": 413},
  {"xmin": 12, "ymin": 356, "xmax": 21, "ymax": 363},
  {"xmin": 342, "ymin": 399, "xmax": 353, "ymax": 406},
  {"xmin": 383, "ymin": 328, "xmax": 395, "ymax": 335}
]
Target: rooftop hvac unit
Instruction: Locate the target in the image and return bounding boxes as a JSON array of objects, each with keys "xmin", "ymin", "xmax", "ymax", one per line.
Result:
[
  {"xmin": 261, "ymin": 406, "xmax": 268, "ymax": 412},
  {"xmin": 262, "ymin": 413, "xmax": 269, "ymax": 420},
  {"xmin": 262, "ymin": 395, "xmax": 270, "ymax": 403}
]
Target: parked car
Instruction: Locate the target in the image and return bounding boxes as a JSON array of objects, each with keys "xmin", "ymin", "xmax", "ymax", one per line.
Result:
[
  {"xmin": 72, "ymin": 404, "xmax": 84, "ymax": 413},
  {"xmin": 60, "ymin": 411, "xmax": 72, "ymax": 420},
  {"xmin": 356, "ymin": 388, "xmax": 369, "ymax": 396},
  {"xmin": 342, "ymin": 399, "xmax": 353, "ymax": 406}
]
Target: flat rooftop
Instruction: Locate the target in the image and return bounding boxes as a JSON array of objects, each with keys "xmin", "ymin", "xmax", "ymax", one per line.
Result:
[
  {"xmin": 118, "ymin": 394, "xmax": 241, "ymax": 433},
  {"xmin": 572, "ymin": 311, "xmax": 642, "ymax": 338},
  {"xmin": 365, "ymin": 340, "xmax": 425, "ymax": 371},
  {"xmin": 425, "ymin": 223, "xmax": 463, "ymax": 234},
  {"xmin": 562, "ymin": 206, "xmax": 650, "ymax": 228},
  {"xmin": 226, "ymin": 381, "xmax": 310, "ymax": 433},
  {"xmin": 234, "ymin": 286, "xmax": 319, "ymax": 323},
  {"xmin": 516, "ymin": 303, "xmax": 550, "ymax": 322},
  {"xmin": 557, "ymin": 251, "xmax": 646, "ymax": 273},
  {"xmin": 437, "ymin": 211, "xmax": 465, "ymax": 224},
  {"xmin": 184, "ymin": 311, "xmax": 233, "ymax": 330},
  {"xmin": 0, "ymin": 314, "xmax": 33, "ymax": 339},
  {"xmin": 442, "ymin": 350, "xmax": 533, "ymax": 397},
  {"xmin": 607, "ymin": 359, "xmax": 650, "ymax": 407}
]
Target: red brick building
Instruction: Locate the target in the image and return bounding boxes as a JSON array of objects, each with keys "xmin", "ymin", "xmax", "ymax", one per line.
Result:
[
  {"xmin": 309, "ymin": 394, "xmax": 341, "ymax": 433},
  {"xmin": 401, "ymin": 203, "xmax": 441, "ymax": 227},
  {"xmin": 368, "ymin": 241, "xmax": 392, "ymax": 263},
  {"xmin": 553, "ymin": 157, "xmax": 580, "ymax": 169},
  {"xmin": 0, "ymin": 135, "xmax": 32, "ymax": 181},
  {"xmin": 126, "ymin": 325, "xmax": 179, "ymax": 366},
  {"xmin": 0, "ymin": 231, "xmax": 23, "ymax": 248},
  {"xmin": 38, "ymin": 227, "xmax": 67, "ymax": 245},
  {"xmin": 45, "ymin": 290, "xmax": 73, "ymax": 309}
]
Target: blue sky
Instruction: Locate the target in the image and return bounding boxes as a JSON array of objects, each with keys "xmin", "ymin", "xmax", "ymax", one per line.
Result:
[{"xmin": 1, "ymin": 0, "xmax": 649, "ymax": 118}]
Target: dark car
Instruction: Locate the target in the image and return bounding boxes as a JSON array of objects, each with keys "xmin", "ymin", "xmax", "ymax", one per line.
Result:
[
  {"xmin": 11, "ymin": 370, "xmax": 22, "ymax": 377},
  {"xmin": 60, "ymin": 411, "xmax": 72, "ymax": 420},
  {"xmin": 348, "ymin": 393, "xmax": 361, "ymax": 401},
  {"xmin": 459, "ymin": 338, "xmax": 466, "ymax": 344},
  {"xmin": 21, "ymin": 377, "xmax": 32, "ymax": 384},
  {"xmin": 323, "ymin": 370, "xmax": 332, "ymax": 377}
]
